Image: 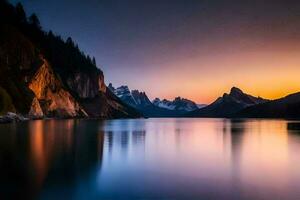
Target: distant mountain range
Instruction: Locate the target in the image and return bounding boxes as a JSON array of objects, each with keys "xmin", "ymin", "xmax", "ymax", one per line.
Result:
[
  {"xmin": 185, "ymin": 87, "xmax": 300, "ymax": 119},
  {"xmin": 108, "ymin": 84, "xmax": 203, "ymax": 117},
  {"xmin": 153, "ymin": 97, "xmax": 206, "ymax": 111},
  {"xmin": 108, "ymin": 84, "xmax": 300, "ymax": 119}
]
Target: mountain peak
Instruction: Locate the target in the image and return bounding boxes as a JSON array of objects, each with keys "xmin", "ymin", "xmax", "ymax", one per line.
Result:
[
  {"xmin": 174, "ymin": 97, "xmax": 182, "ymax": 101},
  {"xmin": 230, "ymin": 87, "xmax": 243, "ymax": 95},
  {"xmin": 108, "ymin": 83, "xmax": 115, "ymax": 92}
]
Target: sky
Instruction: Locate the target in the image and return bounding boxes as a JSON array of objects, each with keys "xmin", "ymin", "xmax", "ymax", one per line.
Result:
[{"xmin": 11, "ymin": 0, "xmax": 300, "ymax": 104}]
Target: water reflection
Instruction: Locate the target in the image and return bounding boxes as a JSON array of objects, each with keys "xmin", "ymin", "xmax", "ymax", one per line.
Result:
[
  {"xmin": 287, "ymin": 122, "xmax": 300, "ymax": 135},
  {"xmin": 1, "ymin": 118, "xmax": 300, "ymax": 199},
  {"xmin": 0, "ymin": 120, "xmax": 105, "ymax": 199}
]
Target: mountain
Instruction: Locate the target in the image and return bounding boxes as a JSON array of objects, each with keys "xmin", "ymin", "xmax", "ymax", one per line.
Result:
[
  {"xmin": 152, "ymin": 97, "xmax": 201, "ymax": 112},
  {"xmin": 108, "ymin": 83, "xmax": 201, "ymax": 117},
  {"xmin": 186, "ymin": 87, "xmax": 268, "ymax": 117},
  {"xmin": 0, "ymin": 1, "xmax": 141, "ymax": 119},
  {"xmin": 236, "ymin": 92, "xmax": 300, "ymax": 118},
  {"xmin": 108, "ymin": 84, "xmax": 171, "ymax": 117},
  {"xmin": 108, "ymin": 84, "xmax": 152, "ymax": 109}
]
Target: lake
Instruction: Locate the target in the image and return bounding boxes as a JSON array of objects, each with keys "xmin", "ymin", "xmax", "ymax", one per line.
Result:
[{"xmin": 1, "ymin": 118, "xmax": 300, "ymax": 199}]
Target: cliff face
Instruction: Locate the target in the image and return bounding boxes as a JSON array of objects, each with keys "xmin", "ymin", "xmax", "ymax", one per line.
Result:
[
  {"xmin": 66, "ymin": 71, "xmax": 106, "ymax": 99},
  {"xmin": 29, "ymin": 59, "xmax": 87, "ymax": 117}
]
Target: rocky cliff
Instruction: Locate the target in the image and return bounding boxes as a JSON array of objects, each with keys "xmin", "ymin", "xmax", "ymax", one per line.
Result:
[
  {"xmin": 0, "ymin": 1, "xmax": 141, "ymax": 119},
  {"xmin": 28, "ymin": 58, "xmax": 87, "ymax": 117},
  {"xmin": 66, "ymin": 70, "xmax": 106, "ymax": 99}
]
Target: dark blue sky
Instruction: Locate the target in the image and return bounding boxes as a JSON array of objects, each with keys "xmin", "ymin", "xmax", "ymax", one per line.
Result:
[{"xmin": 10, "ymin": 0, "xmax": 300, "ymax": 103}]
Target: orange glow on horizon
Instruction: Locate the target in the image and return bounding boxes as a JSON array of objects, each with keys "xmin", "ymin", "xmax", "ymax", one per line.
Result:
[{"xmin": 138, "ymin": 43, "xmax": 300, "ymax": 104}]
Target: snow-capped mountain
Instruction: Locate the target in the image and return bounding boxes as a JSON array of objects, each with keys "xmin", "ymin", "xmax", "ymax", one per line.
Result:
[
  {"xmin": 109, "ymin": 85, "xmax": 137, "ymax": 107},
  {"xmin": 152, "ymin": 97, "xmax": 201, "ymax": 112},
  {"xmin": 197, "ymin": 104, "xmax": 207, "ymax": 109},
  {"xmin": 108, "ymin": 83, "xmax": 204, "ymax": 117},
  {"xmin": 131, "ymin": 90, "xmax": 153, "ymax": 107},
  {"xmin": 108, "ymin": 84, "xmax": 152, "ymax": 109}
]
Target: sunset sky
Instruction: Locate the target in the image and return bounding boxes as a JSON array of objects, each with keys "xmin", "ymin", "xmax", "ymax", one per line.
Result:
[{"xmin": 12, "ymin": 0, "xmax": 300, "ymax": 104}]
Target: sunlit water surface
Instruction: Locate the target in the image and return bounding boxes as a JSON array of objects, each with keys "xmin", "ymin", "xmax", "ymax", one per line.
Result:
[{"xmin": 1, "ymin": 118, "xmax": 300, "ymax": 199}]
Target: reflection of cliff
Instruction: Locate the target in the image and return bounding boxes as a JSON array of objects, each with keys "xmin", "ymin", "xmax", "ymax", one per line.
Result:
[
  {"xmin": 0, "ymin": 120, "xmax": 105, "ymax": 199},
  {"xmin": 0, "ymin": 123, "xmax": 34, "ymax": 199}
]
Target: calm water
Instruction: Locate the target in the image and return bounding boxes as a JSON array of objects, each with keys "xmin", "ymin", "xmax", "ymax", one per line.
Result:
[{"xmin": 1, "ymin": 118, "xmax": 300, "ymax": 199}]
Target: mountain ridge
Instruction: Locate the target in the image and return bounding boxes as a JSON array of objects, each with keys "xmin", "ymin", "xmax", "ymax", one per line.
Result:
[
  {"xmin": 185, "ymin": 87, "xmax": 268, "ymax": 118},
  {"xmin": 235, "ymin": 92, "xmax": 300, "ymax": 118},
  {"xmin": 108, "ymin": 83, "xmax": 202, "ymax": 117}
]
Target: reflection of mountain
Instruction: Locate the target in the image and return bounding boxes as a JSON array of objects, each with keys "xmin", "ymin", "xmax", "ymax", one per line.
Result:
[
  {"xmin": 104, "ymin": 129, "xmax": 146, "ymax": 152},
  {"xmin": 287, "ymin": 122, "xmax": 300, "ymax": 135},
  {"xmin": 222, "ymin": 119, "xmax": 245, "ymax": 196},
  {"xmin": 223, "ymin": 119, "xmax": 245, "ymax": 168},
  {"xmin": 132, "ymin": 130, "xmax": 146, "ymax": 145},
  {"xmin": 102, "ymin": 120, "xmax": 147, "ymax": 159},
  {"xmin": 0, "ymin": 120, "xmax": 105, "ymax": 199}
]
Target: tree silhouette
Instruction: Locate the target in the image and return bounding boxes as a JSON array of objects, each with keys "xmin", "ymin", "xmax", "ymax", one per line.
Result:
[
  {"xmin": 66, "ymin": 37, "xmax": 74, "ymax": 47},
  {"xmin": 15, "ymin": 2, "xmax": 27, "ymax": 24},
  {"xmin": 29, "ymin": 13, "xmax": 41, "ymax": 30}
]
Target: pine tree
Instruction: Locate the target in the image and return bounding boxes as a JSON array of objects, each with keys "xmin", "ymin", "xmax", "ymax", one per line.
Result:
[
  {"xmin": 87, "ymin": 55, "xmax": 92, "ymax": 64},
  {"xmin": 29, "ymin": 13, "xmax": 41, "ymax": 30},
  {"xmin": 15, "ymin": 2, "xmax": 26, "ymax": 24},
  {"xmin": 92, "ymin": 57, "xmax": 96, "ymax": 66},
  {"xmin": 66, "ymin": 37, "xmax": 74, "ymax": 47}
]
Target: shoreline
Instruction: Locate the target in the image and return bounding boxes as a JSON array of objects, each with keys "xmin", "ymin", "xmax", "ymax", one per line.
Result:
[
  {"xmin": 0, "ymin": 112, "xmax": 144, "ymax": 124},
  {"xmin": 1, "ymin": 112, "xmax": 300, "ymax": 124}
]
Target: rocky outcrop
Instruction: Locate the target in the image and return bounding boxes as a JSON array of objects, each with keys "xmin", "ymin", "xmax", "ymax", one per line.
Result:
[
  {"xmin": 66, "ymin": 71, "xmax": 106, "ymax": 99},
  {"xmin": 28, "ymin": 59, "xmax": 87, "ymax": 118},
  {"xmin": 28, "ymin": 97, "xmax": 44, "ymax": 118},
  {"xmin": 0, "ymin": 112, "xmax": 28, "ymax": 123}
]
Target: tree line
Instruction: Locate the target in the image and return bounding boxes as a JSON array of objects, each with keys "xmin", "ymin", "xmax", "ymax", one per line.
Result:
[{"xmin": 0, "ymin": 0, "xmax": 99, "ymax": 77}]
